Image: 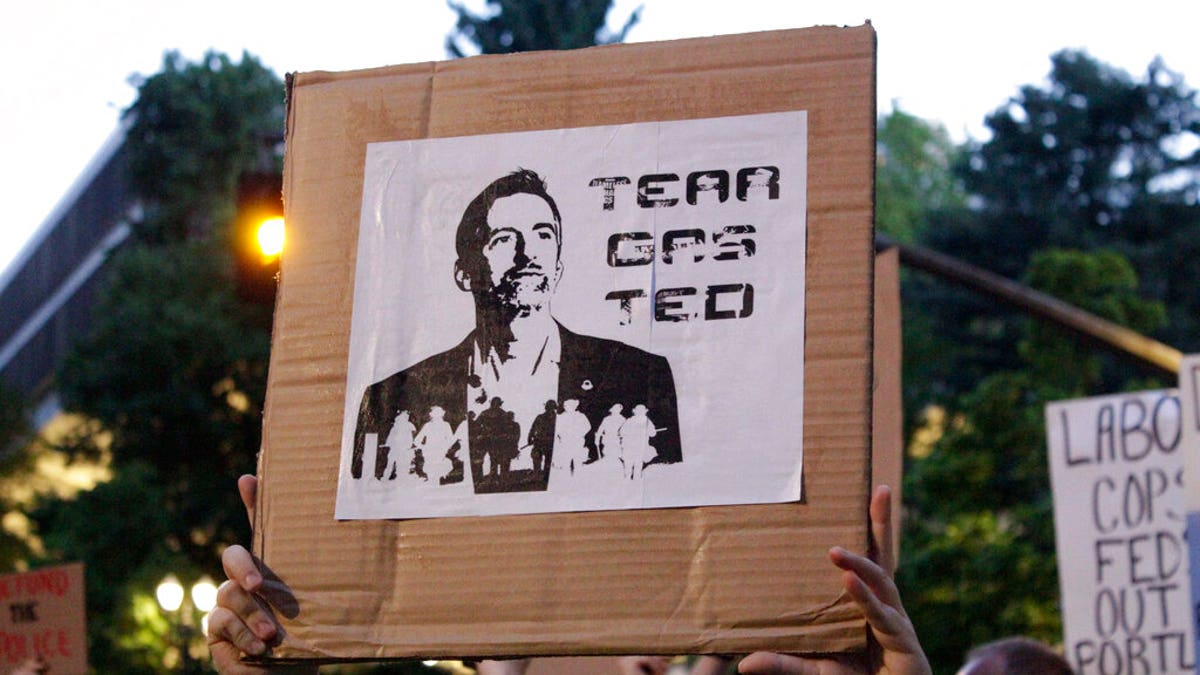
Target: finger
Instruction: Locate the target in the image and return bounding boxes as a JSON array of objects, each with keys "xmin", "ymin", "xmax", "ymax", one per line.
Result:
[
  {"xmin": 829, "ymin": 547, "xmax": 902, "ymax": 611},
  {"xmin": 209, "ymin": 637, "xmax": 317, "ymax": 675},
  {"xmin": 737, "ymin": 652, "xmax": 820, "ymax": 675},
  {"xmin": 223, "ymin": 545, "xmax": 264, "ymax": 593},
  {"xmin": 215, "ymin": 579, "xmax": 279, "ymax": 643},
  {"xmin": 840, "ymin": 569, "xmax": 908, "ymax": 639},
  {"xmin": 869, "ymin": 484, "xmax": 895, "ymax": 575},
  {"xmin": 238, "ymin": 474, "xmax": 258, "ymax": 527},
  {"xmin": 207, "ymin": 606, "xmax": 269, "ymax": 658},
  {"xmin": 208, "ymin": 638, "xmax": 263, "ymax": 675}
]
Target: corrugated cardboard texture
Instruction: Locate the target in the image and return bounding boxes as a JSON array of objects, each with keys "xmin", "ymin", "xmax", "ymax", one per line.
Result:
[
  {"xmin": 257, "ymin": 24, "xmax": 876, "ymax": 663},
  {"xmin": 872, "ymin": 248, "xmax": 903, "ymax": 564}
]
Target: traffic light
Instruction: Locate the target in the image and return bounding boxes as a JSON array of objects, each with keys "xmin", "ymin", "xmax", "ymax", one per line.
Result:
[
  {"xmin": 256, "ymin": 216, "xmax": 285, "ymax": 259},
  {"xmin": 234, "ymin": 171, "xmax": 284, "ymax": 304}
]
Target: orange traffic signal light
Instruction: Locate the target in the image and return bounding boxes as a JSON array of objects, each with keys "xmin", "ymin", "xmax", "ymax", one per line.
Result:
[{"xmin": 235, "ymin": 172, "xmax": 283, "ymax": 304}]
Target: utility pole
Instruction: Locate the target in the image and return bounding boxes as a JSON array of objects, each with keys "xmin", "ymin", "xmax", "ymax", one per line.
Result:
[{"xmin": 875, "ymin": 234, "xmax": 1183, "ymax": 377}]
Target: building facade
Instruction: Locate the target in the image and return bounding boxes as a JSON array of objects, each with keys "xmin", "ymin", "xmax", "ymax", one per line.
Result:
[{"xmin": 0, "ymin": 125, "xmax": 136, "ymax": 426}]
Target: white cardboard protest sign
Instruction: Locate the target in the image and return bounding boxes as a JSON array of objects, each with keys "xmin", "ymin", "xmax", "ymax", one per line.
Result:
[{"xmin": 1046, "ymin": 391, "xmax": 1196, "ymax": 674}]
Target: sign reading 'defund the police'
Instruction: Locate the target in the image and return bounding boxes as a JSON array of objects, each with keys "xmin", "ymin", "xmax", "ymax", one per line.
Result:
[
  {"xmin": 336, "ymin": 111, "xmax": 807, "ymax": 520},
  {"xmin": 0, "ymin": 563, "xmax": 87, "ymax": 674},
  {"xmin": 1178, "ymin": 354, "xmax": 1200, "ymax": 675},
  {"xmin": 1046, "ymin": 391, "xmax": 1196, "ymax": 674}
]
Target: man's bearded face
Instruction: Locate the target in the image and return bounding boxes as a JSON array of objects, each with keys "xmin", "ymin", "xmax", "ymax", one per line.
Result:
[{"xmin": 478, "ymin": 193, "xmax": 561, "ymax": 315}]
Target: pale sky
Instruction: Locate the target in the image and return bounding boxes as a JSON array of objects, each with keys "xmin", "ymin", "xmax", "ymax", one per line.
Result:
[{"xmin": 2, "ymin": 0, "xmax": 1197, "ymax": 277}]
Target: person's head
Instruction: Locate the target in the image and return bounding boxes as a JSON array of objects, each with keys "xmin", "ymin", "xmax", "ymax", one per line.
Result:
[
  {"xmin": 958, "ymin": 637, "xmax": 1074, "ymax": 675},
  {"xmin": 545, "ymin": 399, "xmax": 557, "ymax": 412},
  {"xmin": 429, "ymin": 406, "xmax": 445, "ymax": 420},
  {"xmin": 632, "ymin": 404, "xmax": 648, "ymax": 416},
  {"xmin": 563, "ymin": 399, "xmax": 579, "ymax": 411},
  {"xmin": 395, "ymin": 409, "xmax": 409, "ymax": 422},
  {"xmin": 454, "ymin": 169, "xmax": 563, "ymax": 318},
  {"xmin": 609, "ymin": 403, "xmax": 624, "ymax": 414},
  {"xmin": 615, "ymin": 656, "xmax": 671, "ymax": 675}
]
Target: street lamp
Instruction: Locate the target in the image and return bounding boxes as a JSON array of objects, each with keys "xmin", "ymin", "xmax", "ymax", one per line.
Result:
[
  {"xmin": 192, "ymin": 577, "xmax": 218, "ymax": 637},
  {"xmin": 156, "ymin": 574, "xmax": 217, "ymax": 672},
  {"xmin": 191, "ymin": 577, "xmax": 218, "ymax": 613},
  {"xmin": 155, "ymin": 575, "xmax": 184, "ymax": 612}
]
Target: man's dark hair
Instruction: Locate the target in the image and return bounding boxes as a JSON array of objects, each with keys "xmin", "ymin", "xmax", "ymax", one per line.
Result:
[
  {"xmin": 965, "ymin": 637, "xmax": 1074, "ymax": 675},
  {"xmin": 455, "ymin": 168, "xmax": 562, "ymax": 278}
]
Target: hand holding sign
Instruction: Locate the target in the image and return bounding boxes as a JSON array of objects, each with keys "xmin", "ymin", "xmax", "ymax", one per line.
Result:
[
  {"xmin": 207, "ymin": 476, "xmax": 316, "ymax": 675},
  {"xmin": 738, "ymin": 486, "xmax": 932, "ymax": 675}
]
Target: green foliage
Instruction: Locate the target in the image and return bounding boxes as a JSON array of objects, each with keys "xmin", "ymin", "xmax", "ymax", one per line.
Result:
[
  {"xmin": 907, "ymin": 252, "xmax": 1161, "ymax": 667},
  {"xmin": 914, "ymin": 50, "xmax": 1200, "ymax": 403},
  {"xmin": 0, "ymin": 385, "xmax": 38, "ymax": 568},
  {"xmin": 124, "ymin": 50, "xmax": 284, "ymax": 243},
  {"xmin": 900, "ymin": 251, "xmax": 1167, "ymax": 671},
  {"xmin": 876, "ymin": 107, "xmax": 966, "ymax": 244},
  {"xmin": 1018, "ymin": 249, "xmax": 1165, "ymax": 393},
  {"xmin": 35, "ymin": 462, "xmax": 175, "ymax": 673},
  {"xmin": 446, "ymin": 0, "xmax": 640, "ymax": 56},
  {"xmin": 44, "ymin": 239, "xmax": 270, "ymax": 671},
  {"xmin": 892, "ymin": 52, "xmax": 1192, "ymax": 671},
  {"xmin": 55, "ymin": 240, "xmax": 269, "ymax": 552},
  {"xmin": 964, "ymin": 51, "xmax": 1199, "ymax": 261},
  {"xmin": 33, "ymin": 50, "xmax": 283, "ymax": 671},
  {"xmin": 874, "ymin": 109, "xmax": 974, "ymax": 437}
]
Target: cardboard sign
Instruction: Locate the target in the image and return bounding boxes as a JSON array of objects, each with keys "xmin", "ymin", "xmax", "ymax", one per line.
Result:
[
  {"xmin": 1178, "ymin": 355, "xmax": 1200, "ymax": 674},
  {"xmin": 1046, "ymin": 392, "xmax": 1196, "ymax": 674},
  {"xmin": 0, "ymin": 563, "xmax": 86, "ymax": 674},
  {"xmin": 255, "ymin": 24, "xmax": 875, "ymax": 662},
  {"xmin": 337, "ymin": 112, "xmax": 807, "ymax": 520}
]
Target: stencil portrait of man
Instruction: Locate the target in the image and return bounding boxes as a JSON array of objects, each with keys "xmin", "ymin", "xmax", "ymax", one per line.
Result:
[{"xmin": 351, "ymin": 168, "xmax": 682, "ymax": 494}]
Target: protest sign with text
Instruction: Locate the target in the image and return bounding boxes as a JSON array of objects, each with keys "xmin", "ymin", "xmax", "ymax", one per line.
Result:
[
  {"xmin": 0, "ymin": 562, "xmax": 86, "ymax": 674},
  {"xmin": 1047, "ymin": 390, "xmax": 1196, "ymax": 674}
]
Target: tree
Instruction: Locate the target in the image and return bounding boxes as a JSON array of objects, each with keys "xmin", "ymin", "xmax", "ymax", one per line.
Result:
[
  {"xmin": 446, "ymin": 0, "xmax": 640, "ymax": 56},
  {"xmin": 0, "ymin": 385, "xmax": 39, "ymax": 568},
  {"xmin": 876, "ymin": 107, "xmax": 966, "ymax": 245},
  {"xmin": 124, "ymin": 50, "xmax": 285, "ymax": 243},
  {"xmin": 913, "ymin": 50, "xmax": 1200, "ymax": 402},
  {"xmin": 874, "ymin": 109, "xmax": 975, "ymax": 433},
  {"xmin": 33, "ymin": 50, "xmax": 284, "ymax": 671},
  {"xmin": 893, "ymin": 49, "xmax": 1197, "ymax": 671},
  {"xmin": 899, "ymin": 249, "xmax": 1165, "ymax": 672}
]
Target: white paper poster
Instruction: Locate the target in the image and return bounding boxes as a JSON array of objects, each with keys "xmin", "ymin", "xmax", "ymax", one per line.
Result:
[
  {"xmin": 335, "ymin": 111, "xmax": 808, "ymax": 520},
  {"xmin": 1046, "ymin": 391, "xmax": 1196, "ymax": 674},
  {"xmin": 1178, "ymin": 355, "xmax": 1200, "ymax": 674}
]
